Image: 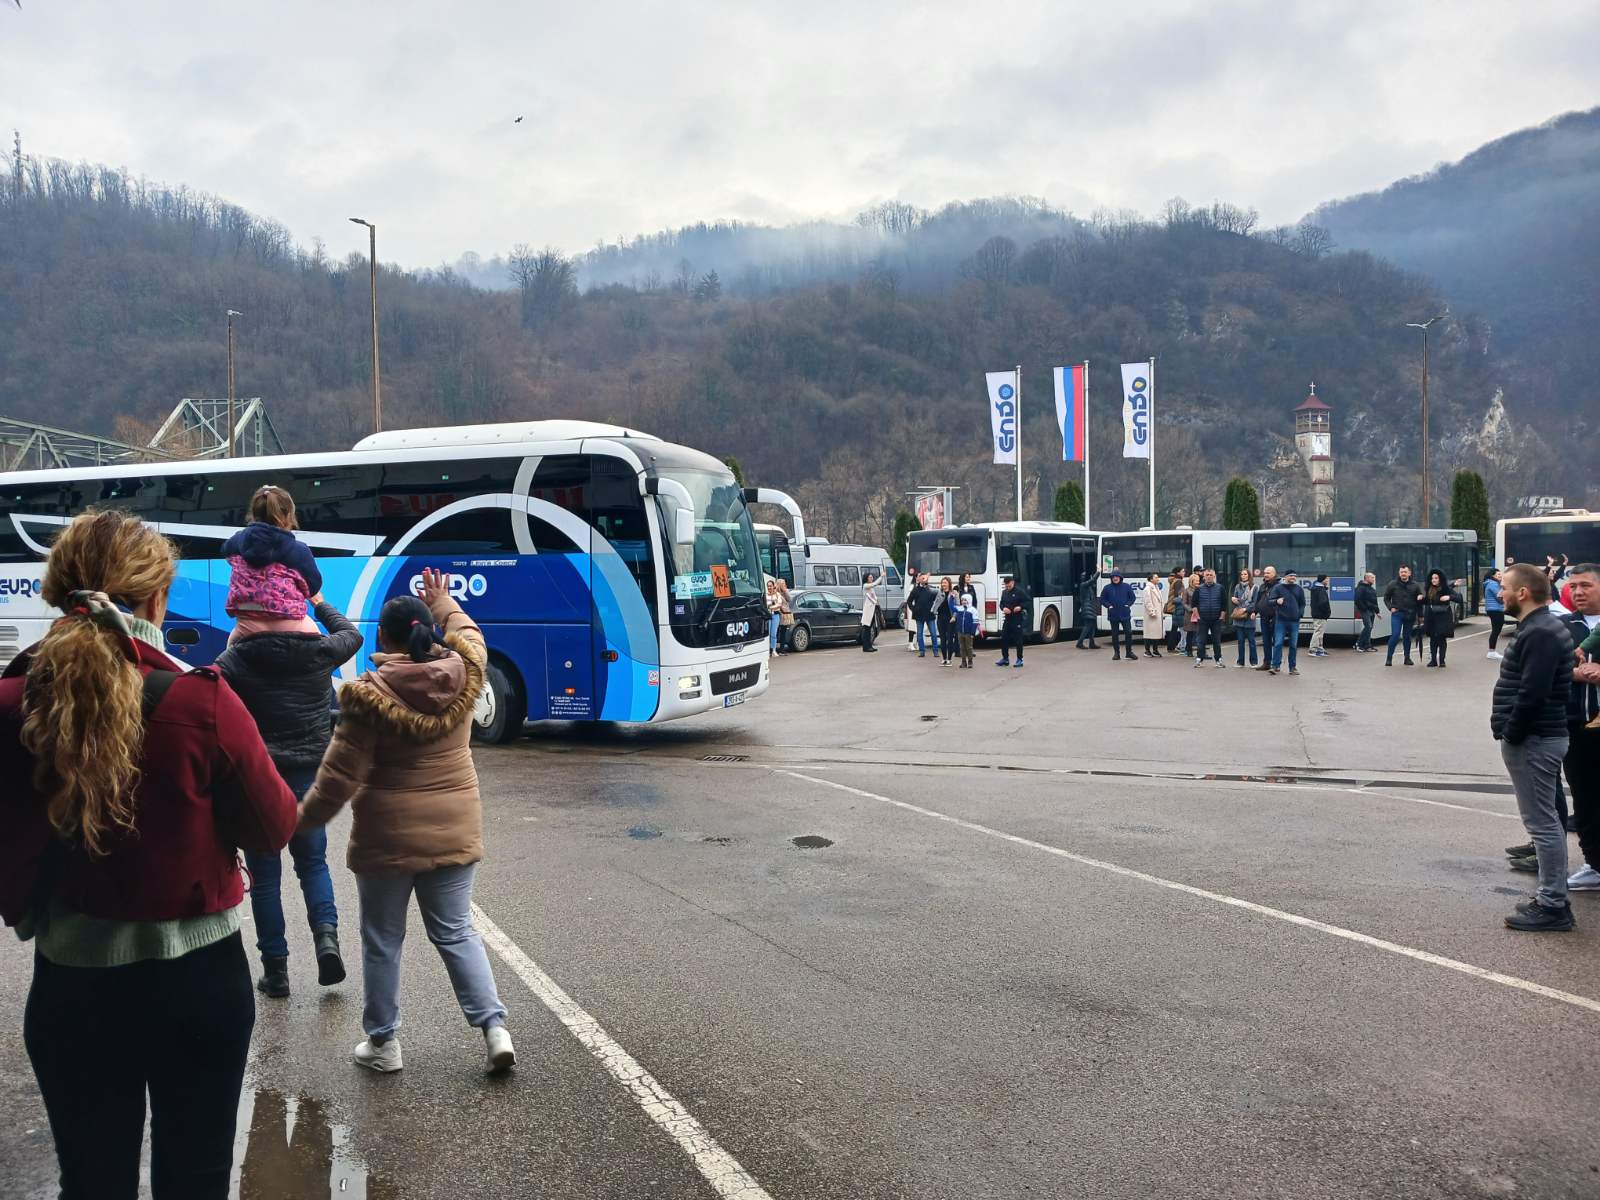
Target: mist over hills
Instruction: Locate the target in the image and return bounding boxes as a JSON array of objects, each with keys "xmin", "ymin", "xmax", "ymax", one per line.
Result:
[{"xmin": 2, "ymin": 108, "xmax": 1593, "ymax": 545}]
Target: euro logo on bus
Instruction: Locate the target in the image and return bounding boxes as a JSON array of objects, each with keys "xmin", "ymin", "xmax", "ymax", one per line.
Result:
[{"xmin": 410, "ymin": 572, "xmax": 488, "ymax": 602}]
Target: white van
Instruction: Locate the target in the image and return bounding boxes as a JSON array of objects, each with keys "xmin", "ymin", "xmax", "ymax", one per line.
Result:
[{"xmin": 799, "ymin": 539, "xmax": 903, "ymax": 624}]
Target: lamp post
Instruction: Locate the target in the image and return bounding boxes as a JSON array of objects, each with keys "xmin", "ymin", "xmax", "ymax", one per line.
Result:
[
  {"xmin": 225, "ymin": 309, "xmax": 242, "ymax": 458},
  {"xmin": 350, "ymin": 217, "xmax": 382, "ymax": 434},
  {"xmin": 1405, "ymin": 313, "xmax": 1447, "ymax": 527}
]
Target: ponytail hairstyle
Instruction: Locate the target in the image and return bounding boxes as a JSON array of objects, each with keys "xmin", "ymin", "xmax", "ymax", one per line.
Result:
[
  {"xmin": 249, "ymin": 484, "xmax": 297, "ymax": 530},
  {"xmin": 379, "ymin": 594, "xmax": 444, "ymax": 663},
  {"xmin": 20, "ymin": 510, "xmax": 177, "ymax": 856}
]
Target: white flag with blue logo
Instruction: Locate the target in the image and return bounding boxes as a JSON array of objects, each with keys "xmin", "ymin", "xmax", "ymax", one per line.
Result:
[
  {"xmin": 986, "ymin": 371, "xmax": 1018, "ymax": 465},
  {"xmin": 1120, "ymin": 362, "xmax": 1152, "ymax": 460}
]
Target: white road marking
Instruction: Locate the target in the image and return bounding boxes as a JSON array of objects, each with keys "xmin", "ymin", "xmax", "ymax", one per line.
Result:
[
  {"xmin": 473, "ymin": 905, "xmax": 774, "ymax": 1200},
  {"xmin": 776, "ymin": 770, "xmax": 1600, "ymax": 1017},
  {"xmin": 1337, "ymin": 786, "xmax": 1521, "ymax": 820}
]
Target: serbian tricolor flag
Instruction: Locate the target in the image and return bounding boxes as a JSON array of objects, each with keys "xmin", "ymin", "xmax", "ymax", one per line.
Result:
[{"xmin": 1053, "ymin": 364, "xmax": 1086, "ymax": 463}]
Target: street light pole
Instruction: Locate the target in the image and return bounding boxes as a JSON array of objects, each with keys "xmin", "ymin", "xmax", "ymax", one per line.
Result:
[
  {"xmin": 350, "ymin": 217, "xmax": 381, "ymax": 434},
  {"xmin": 1405, "ymin": 314, "xmax": 1446, "ymax": 526},
  {"xmin": 225, "ymin": 309, "xmax": 241, "ymax": 458}
]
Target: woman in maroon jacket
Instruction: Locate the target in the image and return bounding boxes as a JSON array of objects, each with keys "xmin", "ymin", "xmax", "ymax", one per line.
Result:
[{"xmin": 0, "ymin": 510, "xmax": 296, "ymax": 1200}]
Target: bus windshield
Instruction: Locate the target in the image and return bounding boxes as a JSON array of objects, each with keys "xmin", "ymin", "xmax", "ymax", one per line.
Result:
[
  {"xmin": 1505, "ymin": 520, "xmax": 1600, "ymax": 569},
  {"xmin": 657, "ymin": 468, "xmax": 765, "ymax": 642},
  {"xmin": 907, "ymin": 530, "xmax": 986, "ymax": 576},
  {"xmin": 1254, "ymin": 531, "xmax": 1355, "ymax": 577}
]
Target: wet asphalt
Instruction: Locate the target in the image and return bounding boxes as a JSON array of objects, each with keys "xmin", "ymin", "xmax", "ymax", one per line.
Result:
[{"xmin": 3, "ymin": 624, "xmax": 1599, "ymax": 1198}]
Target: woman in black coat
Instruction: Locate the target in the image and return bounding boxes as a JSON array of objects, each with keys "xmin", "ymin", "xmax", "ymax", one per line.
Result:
[
  {"xmin": 1421, "ymin": 568, "xmax": 1458, "ymax": 669},
  {"xmin": 215, "ymin": 594, "xmax": 363, "ymax": 996}
]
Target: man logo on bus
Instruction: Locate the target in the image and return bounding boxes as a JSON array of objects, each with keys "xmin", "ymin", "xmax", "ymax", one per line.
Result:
[
  {"xmin": 994, "ymin": 383, "xmax": 1017, "ymax": 454},
  {"xmin": 410, "ymin": 572, "xmax": 488, "ymax": 602},
  {"xmin": 1127, "ymin": 376, "xmax": 1150, "ymax": 447}
]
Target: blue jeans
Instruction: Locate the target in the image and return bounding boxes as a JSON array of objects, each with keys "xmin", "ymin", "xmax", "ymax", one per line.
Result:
[
  {"xmin": 245, "ymin": 768, "xmax": 337, "ymax": 959},
  {"xmin": 1386, "ymin": 612, "xmax": 1411, "ymax": 663},
  {"xmin": 1272, "ymin": 618, "xmax": 1298, "ymax": 671},
  {"xmin": 1358, "ymin": 611, "xmax": 1375, "ymax": 650},
  {"xmin": 769, "ymin": 612, "xmax": 779, "ymax": 652},
  {"xmin": 1235, "ymin": 620, "xmax": 1259, "ymax": 665},
  {"xmin": 357, "ymin": 863, "xmax": 507, "ymax": 1039},
  {"xmin": 916, "ymin": 616, "xmax": 940, "ymax": 654}
]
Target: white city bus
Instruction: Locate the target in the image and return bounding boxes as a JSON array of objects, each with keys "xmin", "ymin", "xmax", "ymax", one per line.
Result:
[
  {"xmin": 905, "ymin": 521, "xmax": 1103, "ymax": 642},
  {"xmin": 0, "ymin": 420, "xmax": 771, "ymax": 741},
  {"xmin": 1096, "ymin": 528, "xmax": 1250, "ymax": 636},
  {"xmin": 1495, "ymin": 511, "xmax": 1600, "ymax": 573},
  {"xmin": 1250, "ymin": 523, "xmax": 1479, "ymax": 637}
]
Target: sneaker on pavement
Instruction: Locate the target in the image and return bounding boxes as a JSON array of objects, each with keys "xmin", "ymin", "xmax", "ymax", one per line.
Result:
[
  {"xmin": 1508, "ymin": 854, "xmax": 1539, "ymax": 874},
  {"xmin": 354, "ymin": 1038, "xmax": 404, "ymax": 1073},
  {"xmin": 485, "ymin": 1025, "xmax": 516, "ymax": 1075},
  {"xmin": 1505, "ymin": 900, "xmax": 1575, "ymax": 932},
  {"xmin": 1569, "ymin": 864, "xmax": 1600, "ymax": 891},
  {"xmin": 1505, "ymin": 841, "xmax": 1534, "ymax": 858},
  {"xmin": 1013, "ymin": 661, "xmax": 1025, "ymax": 669},
  {"xmin": 1487, "ymin": 650, "xmax": 1503, "ymax": 660}
]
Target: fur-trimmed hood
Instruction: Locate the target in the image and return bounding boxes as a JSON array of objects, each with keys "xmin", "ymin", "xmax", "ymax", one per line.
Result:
[{"xmin": 337, "ymin": 628, "xmax": 485, "ymax": 743}]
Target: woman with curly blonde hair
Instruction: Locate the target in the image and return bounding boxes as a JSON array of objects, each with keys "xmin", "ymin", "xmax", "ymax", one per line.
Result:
[{"xmin": 0, "ymin": 509, "xmax": 295, "ymax": 1199}]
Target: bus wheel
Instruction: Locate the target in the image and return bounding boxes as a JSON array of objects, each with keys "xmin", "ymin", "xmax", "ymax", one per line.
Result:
[
  {"xmin": 473, "ymin": 661, "xmax": 527, "ymax": 745},
  {"xmin": 789, "ymin": 624, "xmax": 812, "ymax": 653},
  {"xmin": 1038, "ymin": 607, "xmax": 1061, "ymax": 644}
]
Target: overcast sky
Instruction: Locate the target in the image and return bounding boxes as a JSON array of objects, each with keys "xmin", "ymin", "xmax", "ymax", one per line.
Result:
[{"xmin": 3, "ymin": 1, "xmax": 1596, "ymax": 267}]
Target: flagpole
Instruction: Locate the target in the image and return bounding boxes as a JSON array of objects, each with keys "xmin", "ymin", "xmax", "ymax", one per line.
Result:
[
  {"xmin": 1082, "ymin": 360, "xmax": 1091, "ymax": 528},
  {"xmin": 1147, "ymin": 355, "xmax": 1156, "ymax": 530},
  {"xmin": 1014, "ymin": 364, "xmax": 1023, "ymax": 521}
]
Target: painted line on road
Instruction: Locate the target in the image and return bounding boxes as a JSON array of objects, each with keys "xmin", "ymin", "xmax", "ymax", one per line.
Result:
[
  {"xmin": 776, "ymin": 770, "xmax": 1600, "ymax": 1018},
  {"xmin": 473, "ymin": 905, "xmax": 774, "ymax": 1200},
  {"xmin": 1338, "ymin": 786, "xmax": 1521, "ymax": 820}
]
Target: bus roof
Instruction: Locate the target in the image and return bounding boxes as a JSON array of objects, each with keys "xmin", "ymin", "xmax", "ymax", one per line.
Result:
[
  {"xmin": 352, "ymin": 420, "xmax": 659, "ymax": 451},
  {"xmin": 1253, "ymin": 526, "xmax": 1476, "ymax": 538},
  {"xmin": 914, "ymin": 520, "xmax": 1097, "ymax": 534}
]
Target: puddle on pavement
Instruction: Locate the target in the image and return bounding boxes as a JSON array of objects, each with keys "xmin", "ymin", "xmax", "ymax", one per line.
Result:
[
  {"xmin": 791, "ymin": 834, "xmax": 833, "ymax": 849},
  {"xmin": 231, "ymin": 1083, "xmax": 392, "ymax": 1198},
  {"xmin": 627, "ymin": 824, "xmax": 664, "ymax": 839}
]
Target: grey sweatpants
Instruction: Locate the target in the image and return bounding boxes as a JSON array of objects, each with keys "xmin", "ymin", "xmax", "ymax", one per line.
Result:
[
  {"xmin": 357, "ymin": 863, "xmax": 508, "ymax": 1039},
  {"xmin": 1502, "ymin": 735, "xmax": 1572, "ymax": 908}
]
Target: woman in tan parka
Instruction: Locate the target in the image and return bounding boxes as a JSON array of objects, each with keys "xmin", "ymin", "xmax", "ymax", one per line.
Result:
[{"xmin": 299, "ymin": 568, "xmax": 514, "ymax": 1075}]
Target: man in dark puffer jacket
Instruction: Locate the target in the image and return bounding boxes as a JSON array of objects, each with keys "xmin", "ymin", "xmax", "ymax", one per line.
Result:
[
  {"xmin": 217, "ymin": 596, "xmax": 363, "ymax": 994},
  {"xmin": 1491, "ymin": 564, "xmax": 1576, "ymax": 932}
]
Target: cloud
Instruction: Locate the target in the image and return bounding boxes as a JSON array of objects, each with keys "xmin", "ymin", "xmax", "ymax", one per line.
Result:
[{"xmin": 0, "ymin": 0, "xmax": 1594, "ymax": 265}]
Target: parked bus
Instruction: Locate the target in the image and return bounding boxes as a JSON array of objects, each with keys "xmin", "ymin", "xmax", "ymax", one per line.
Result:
[
  {"xmin": 0, "ymin": 420, "xmax": 771, "ymax": 741},
  {"xmin": 905, "ymin": 521, "xmax": 1102, "ymax": 642},
  {"xmin": 1250, "ymin": 523, "xmax": 1479, "ymax": 637},
  {"xmin": 1496, "ymin": 511, "xmax": 1600, "ymax": 574},
  {"xmin": 1097, "ymin": 528, "xmax": 1250, "ymax": 636}
]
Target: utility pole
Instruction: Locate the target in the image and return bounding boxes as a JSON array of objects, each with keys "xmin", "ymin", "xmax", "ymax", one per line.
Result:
[
  {"xmin": 225, "ymin": 309, "xmax": 241, "ymax": 457},
  {"xmin": 1405, "ymin": 314, "xmax": 1446, "ymax": 526},
  {"xmin": 350, "ymin": 217, "xmax": 382, "ymax": 433}
]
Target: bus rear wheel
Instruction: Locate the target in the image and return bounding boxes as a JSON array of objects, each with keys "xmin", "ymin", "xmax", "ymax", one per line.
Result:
[
  {"xmin": 473, "ymin": 660, "xmax": 527, "ymax": 745},
  {"xmin": 1038, "ymin": 607, "xmax": 1061, "ymax": 644}
]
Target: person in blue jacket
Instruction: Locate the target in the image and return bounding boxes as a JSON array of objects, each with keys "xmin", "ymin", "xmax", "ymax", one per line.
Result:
[
  {"xmin": 1099, "ymin": 570, "xmax": 1138, "ymax": 662},
  {"xmin": 1268, "ymin": 569, "xmax": 1307, "ymax": 675}
]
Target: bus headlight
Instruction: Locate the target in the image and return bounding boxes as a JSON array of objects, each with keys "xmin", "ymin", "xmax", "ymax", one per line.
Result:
[{"xmin": 677, "ymin": 674, "xmax": 702, "ymax": 699}]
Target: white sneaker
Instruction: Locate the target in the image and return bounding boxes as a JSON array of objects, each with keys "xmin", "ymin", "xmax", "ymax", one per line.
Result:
[
  {"xmin": 1486, "ymin": 651, "xmax": 1504, "ymax": 660},
  {"xmin": 354, "ymin": 1038, "xmax": 404, "ymax": 1073},
  {"xmin": 486, "ymin": 1025, "xmax": 516, "ymax": 1074},
  {"xmin": 1568, "ymin": 864, "xmax": 1600, "ymax": 891}
]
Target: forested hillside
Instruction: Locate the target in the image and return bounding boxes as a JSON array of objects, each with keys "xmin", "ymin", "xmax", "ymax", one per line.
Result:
[
  {"xmin": 1, "ymin": 150, "xmax": 1579, "ymax": 546},
  {"xmin": 1315, "ymin": 107, "xmax": 1600, "ymax": 443}
]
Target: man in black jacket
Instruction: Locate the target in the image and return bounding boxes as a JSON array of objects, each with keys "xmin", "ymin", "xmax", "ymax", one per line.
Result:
[
  {"xmin": 1075, "ymin": 568, "xmax": 1101, "ymax": 649},
  {"xmin": 1353, "ymin": 572, "xmax": 1380, "ymax": 652},
  {"xmin": 908, "ymin": 573, "xmax": 939, "ymax": 658},
  {"xmin": 1307, "ymin": 575, "xmax": 1332, "ymax": 657},
  {"xmin": 1491, "ymin": 564, "xmax": 1576, "ymax": 931},
  {"xmin": 995, "ymin": 574, "xmax": 1029, "ymax": 668},
  {"xmin": 1253, "ymin": 565, "xmax": 1278, "ymax": 672},
  {"xmin": 216, "ymin": 596, "xmax": 364, "ymax": 994},
  {"xmin": 1383, "ymin": 566, "xmax": 1422, "ymax": 666},
  {"xmin": 1191, "ymin": 568, "xmax": 1227, "ymax": 668}
]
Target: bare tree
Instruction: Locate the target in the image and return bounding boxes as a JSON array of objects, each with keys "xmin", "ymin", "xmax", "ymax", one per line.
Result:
[{"xmin": 508, "ymin": 244, "xmax": 577, "ymax": 330}]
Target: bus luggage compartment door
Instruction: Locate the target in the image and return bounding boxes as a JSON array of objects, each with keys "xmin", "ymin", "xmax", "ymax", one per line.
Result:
[{"xmin": 543, "ymin": 625, "xmax": 596, "ymax": 720}]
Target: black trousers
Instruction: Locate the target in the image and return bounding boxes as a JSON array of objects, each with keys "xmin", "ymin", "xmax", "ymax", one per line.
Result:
[
  {"xmin": 1000, "ymin": 625, "xmax": 1025, "ymax": 661},
  {"xmin": 1568, "ymin": 721, "xmax": 1600, "ymax": 868},
  {"xmin": 1076, "ymin": 612, "xmax": 1098, "ymax": 646},
  {"xmin": 859, "ymin": 623, "xmax": 877, "ymax": 650},
  {"xmin": 1429, "ymin": 633, "xmax": 1449, "ymax": 665},
  {"xmin": 24, "ymin": 931, "xmax": 255, "ymax": 1200},
  {"xmin": 1195, "ymin": 616, "xmax": 1223, "ymax": 661},
  {"xmin": 1488, "ymin": 611, "xmax": 1506, "ymax": 649},
  {"xmin": 938, "ymin": 619, "xmax": 958, "ymax": 661},
  {"xmin": 1259, "ymin": 617, "xmax": 1276, "ymax": 662},
  {"xmin": 1107, "ymin": 616, "xmax": 1133, "ymax": 657}
]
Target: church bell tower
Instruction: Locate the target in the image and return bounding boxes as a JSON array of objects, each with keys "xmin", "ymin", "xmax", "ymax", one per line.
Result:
[{"xmin": 1294, "ymin": 383, "xmax": 1335, "ymax": 521}]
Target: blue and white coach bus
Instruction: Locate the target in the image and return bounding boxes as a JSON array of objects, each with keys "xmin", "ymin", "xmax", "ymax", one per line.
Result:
[{"xmin": 0, "ymin": 420, "xmax": 771, "ymax": 741}]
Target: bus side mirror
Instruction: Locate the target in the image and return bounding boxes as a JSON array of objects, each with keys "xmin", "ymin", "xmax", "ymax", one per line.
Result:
[{"xmin": 674, "ymin": 508, "xmax": 696, "ymax": 547}]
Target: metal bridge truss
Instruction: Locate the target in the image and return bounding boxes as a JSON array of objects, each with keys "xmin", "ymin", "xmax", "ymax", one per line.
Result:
[{"xmin": 0, "ymin": 398, "xmax": 284, "ymax": 472}]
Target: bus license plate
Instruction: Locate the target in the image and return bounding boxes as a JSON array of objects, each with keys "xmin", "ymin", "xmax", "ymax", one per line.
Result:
[{"xmin": 724, "ymin": 691, "xmax": 747, "ymax": 707}]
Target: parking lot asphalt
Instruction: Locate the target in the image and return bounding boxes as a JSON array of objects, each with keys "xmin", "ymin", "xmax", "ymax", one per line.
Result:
[{"xmin": 5, "ymin": 623, "xmax": 1599, "ymax": 1199}]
